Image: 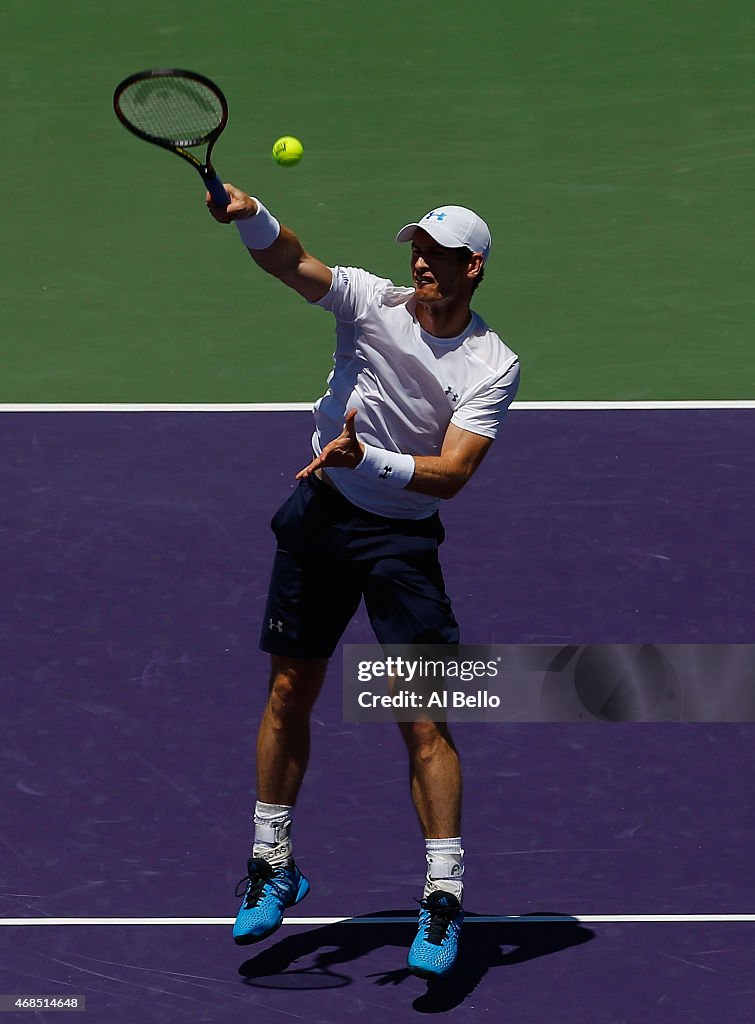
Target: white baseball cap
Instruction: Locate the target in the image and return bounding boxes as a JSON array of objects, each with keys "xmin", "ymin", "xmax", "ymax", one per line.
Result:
[{"xmin": 396, "ymin": 206, "xmax": 492, "ymax": 262}]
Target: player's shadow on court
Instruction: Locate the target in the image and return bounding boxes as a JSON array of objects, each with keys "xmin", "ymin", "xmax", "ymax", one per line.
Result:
[{"xmin": 238, "ymin": 910, "xmax": 595, "ymax": 1012}]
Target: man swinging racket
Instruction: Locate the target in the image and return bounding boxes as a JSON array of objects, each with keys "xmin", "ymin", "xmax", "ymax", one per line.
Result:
[{"xmin": 207, "ymin": 186, "xmax": 520, "ymax": 978}]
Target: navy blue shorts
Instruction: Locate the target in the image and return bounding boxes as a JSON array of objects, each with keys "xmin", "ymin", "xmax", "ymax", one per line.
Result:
[{"xmin": 260, "ymin": 475, "xmax": 460, "ymax": 659}]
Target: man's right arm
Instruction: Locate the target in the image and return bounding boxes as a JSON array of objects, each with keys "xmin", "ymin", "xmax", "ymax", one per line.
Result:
[{"xmin": 207, "ymin": 184, "xmax": 332, "ymax": 303}]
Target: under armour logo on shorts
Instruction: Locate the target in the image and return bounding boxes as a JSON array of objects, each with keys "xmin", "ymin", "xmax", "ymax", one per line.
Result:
[{"xmin": 268, "ymin": 619, "xmax": 284, "ymax": 632}]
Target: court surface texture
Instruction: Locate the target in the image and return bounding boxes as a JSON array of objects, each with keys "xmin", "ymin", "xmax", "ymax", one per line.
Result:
[{"xmin": 1, "ymin": 406, "xmax": 753, "ymax": 1022}]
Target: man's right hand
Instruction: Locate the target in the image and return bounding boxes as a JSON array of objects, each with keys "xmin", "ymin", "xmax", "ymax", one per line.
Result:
[{"xmin": 206, "ymin": 183, "xmax": 258, "ymax": 224}]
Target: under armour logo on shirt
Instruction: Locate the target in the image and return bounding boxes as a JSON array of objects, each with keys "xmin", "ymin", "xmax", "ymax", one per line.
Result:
[
  {"xmin": 445, "ymin": 386, "xmax": 459, "ymax": 403},
  {"xmin": 268, "ymin": 619, "xmax": 284, "ymax": 632},
  {"xmin": 379, "ymin": 466, "xmax": 393, "ymax": 479}
]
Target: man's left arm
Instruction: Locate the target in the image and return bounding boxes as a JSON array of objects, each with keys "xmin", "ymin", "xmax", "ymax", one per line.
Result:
[
  {"xmin": 296, "ymin": 413, "xmax": 492, "ymax": 499},
  {"xmin": 407, "ymin": 423, "xmax": 493, "ymax": 500}
]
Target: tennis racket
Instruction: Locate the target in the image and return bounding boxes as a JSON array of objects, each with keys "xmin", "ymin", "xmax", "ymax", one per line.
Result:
[{"xmin": 113, "ymin": 68, "xmax": 230, "ymax": 207}]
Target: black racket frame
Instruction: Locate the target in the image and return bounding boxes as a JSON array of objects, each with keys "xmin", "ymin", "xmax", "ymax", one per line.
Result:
[{"xmin": 113, "ymin": 68, "xmax": 229, "ymax": 200}]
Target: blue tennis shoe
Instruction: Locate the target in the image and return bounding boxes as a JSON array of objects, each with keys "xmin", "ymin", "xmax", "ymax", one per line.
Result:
[
  {"xmin": 407, "ymin": 890, "xmax": 463, "ymax": 978},
  {"xmin": 233, "ymin": 857, "xmax": 310, "ymax": 945}
]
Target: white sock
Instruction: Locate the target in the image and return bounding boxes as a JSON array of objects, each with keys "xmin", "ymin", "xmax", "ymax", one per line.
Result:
[
  {"xmin": 252, "ymin": 801, "xmax": 293, "ymax": 867},
  {"xmin": 424, "ymin": 837, "xmax": 464, "ymax": 901}
]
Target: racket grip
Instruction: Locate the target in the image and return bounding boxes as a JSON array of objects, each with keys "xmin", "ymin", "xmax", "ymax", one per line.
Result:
[{"xmin": 203, "ymin": 171, "xmax": 230, "ymax": 208}]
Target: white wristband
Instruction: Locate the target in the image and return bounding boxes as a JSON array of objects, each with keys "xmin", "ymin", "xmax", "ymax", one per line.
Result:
[
  {"xmin": 354, "ymin": 443, "xmax": 415, "ymax": 488},
  {"xmin": 235, "ymin": 198, "xmax": 281, "ymax": 250}
]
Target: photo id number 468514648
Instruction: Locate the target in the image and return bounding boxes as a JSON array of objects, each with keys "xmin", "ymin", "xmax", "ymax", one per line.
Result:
[{"xmin": 0, "ymin": 996, "xmax": 86, "ymax": 1012}]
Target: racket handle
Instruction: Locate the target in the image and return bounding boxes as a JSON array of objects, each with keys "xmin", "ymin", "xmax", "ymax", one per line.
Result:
[{"xmin": 203, "ymin": 170, "xmax": 230, "ymax": 208}]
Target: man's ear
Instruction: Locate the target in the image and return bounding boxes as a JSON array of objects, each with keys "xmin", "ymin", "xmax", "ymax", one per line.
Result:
[{"xmin": 467, "ymin": 252, "xmax": 485, "ymax": 283}]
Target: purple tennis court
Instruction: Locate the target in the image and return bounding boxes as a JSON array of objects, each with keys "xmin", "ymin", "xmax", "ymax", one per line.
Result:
[{"xmin": 1, "ymin": 409, "xmax": 753, "ymax": 1022}]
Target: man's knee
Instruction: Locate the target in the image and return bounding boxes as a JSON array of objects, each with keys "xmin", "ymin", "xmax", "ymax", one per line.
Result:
[{"xmin": 266, "ymin": 656, "xmax": 328, "ymax": 726}]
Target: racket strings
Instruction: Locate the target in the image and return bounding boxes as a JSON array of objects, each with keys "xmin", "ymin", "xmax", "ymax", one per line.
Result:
[{"xmin": 118, "ymin": 76, "xmax": 223, "ymax": 146}]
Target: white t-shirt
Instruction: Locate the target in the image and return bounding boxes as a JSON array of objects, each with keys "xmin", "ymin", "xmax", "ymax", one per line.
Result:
[{"xmin": 312, "ymin": 266, "xmax": 520, "ymax": 519}]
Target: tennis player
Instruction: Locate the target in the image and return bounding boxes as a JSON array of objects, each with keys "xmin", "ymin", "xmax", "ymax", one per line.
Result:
[{"xmin": 207, "ymin": 187, "xmax": 520, "ymax": 977}]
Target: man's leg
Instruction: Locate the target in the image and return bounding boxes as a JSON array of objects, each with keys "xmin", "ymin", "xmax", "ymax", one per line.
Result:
[
  {"xmin": 233, "ymin": 655, "xmax": 328, "ymax": 946},
  {"xmin": 256, "ymin": 654, "xmax": 330, "ymax": 805},
  {"xmin": 398, "ymin": 718, "xmax": 462, "ymax": 839},
  {"xmin": 362, "ymin": 525, "xmax": 465, "ymax": 977}
]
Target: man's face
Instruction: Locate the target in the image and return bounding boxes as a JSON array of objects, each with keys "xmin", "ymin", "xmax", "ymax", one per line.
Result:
[{"xmin": 410, "ymin": 228, "xmax": 480, "ymax": 306}]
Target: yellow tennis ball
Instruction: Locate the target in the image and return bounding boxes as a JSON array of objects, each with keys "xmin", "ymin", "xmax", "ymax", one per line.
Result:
[{"xmin": 272, "ymin": 136, "xmax": 304, "ymax": 166}]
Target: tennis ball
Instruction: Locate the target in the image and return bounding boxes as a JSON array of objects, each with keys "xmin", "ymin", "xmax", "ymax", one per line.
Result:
[{"xmin": 272, "ymin": 136, "xmax": 304, "ymax": 166}]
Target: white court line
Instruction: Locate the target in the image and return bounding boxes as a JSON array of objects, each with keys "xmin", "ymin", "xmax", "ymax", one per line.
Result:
[
  {"xmin": 1, "ymin": 915, "xmax": 753, "ymax": 926},
  {"xmin": 0, "ymin": 401, "xmax": 754, "ymax": 412}
]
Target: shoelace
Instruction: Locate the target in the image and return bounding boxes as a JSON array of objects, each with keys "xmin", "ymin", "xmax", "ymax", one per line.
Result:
[
  {"xmin": 234, "ymin": 858, "xmax": 275, "ymax": 908},
  {"xmin": 418, "ymin": 896, "xmax": 459, "ymax": 946}
]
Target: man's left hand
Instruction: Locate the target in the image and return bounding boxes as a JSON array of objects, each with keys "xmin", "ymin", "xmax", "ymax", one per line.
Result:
[{"xmin": 296, "ymin": 408, "xmax": 364, "ymax": 479}]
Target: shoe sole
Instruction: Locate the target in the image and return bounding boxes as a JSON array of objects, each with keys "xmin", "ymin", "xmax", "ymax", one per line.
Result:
[
  {"xmin": 233, "ymin": 879, "xmax": 310, "ymax": 947},
  {"xmin": 407, "ymin": 962, "xmax": 454, "ymax": 980}
]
